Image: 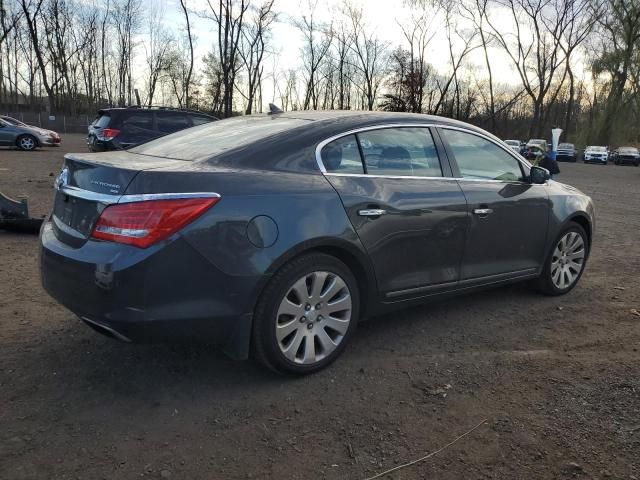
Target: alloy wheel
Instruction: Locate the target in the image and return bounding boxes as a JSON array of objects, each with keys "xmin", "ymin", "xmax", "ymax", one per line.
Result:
[
  {"xmin": 550, "ymin": 231, "xmax": 586, "ymax": 290},
  {"xmin": 275, "ymin": 271, "xmax": 352, "ymax": 365},
  {"xmin": 19, "ymin": 136, "xmax": 35, "ymax": 150}
]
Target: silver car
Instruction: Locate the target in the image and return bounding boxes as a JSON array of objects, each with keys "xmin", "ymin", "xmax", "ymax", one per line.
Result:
[{"xmin": 0, "ymin": 117, "xmax": 61, "ymax": 151}]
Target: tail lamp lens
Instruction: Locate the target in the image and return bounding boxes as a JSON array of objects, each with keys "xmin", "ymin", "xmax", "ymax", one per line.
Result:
[
  {"xmin": 91, "ymin": 197, "xmax": 219, "ymax": 248},
  {"xmin": 98, "ymin": 128, "xmax": 120, "ymax": 141}
]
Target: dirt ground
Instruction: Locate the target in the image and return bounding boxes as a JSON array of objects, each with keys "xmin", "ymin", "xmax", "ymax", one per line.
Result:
[{"xmin": 1, "ymin": 135, "xmax": 639, "ymax": 480}]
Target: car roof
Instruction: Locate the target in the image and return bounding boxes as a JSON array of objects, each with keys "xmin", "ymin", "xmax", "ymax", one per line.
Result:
[
  {"xmin": 97, "ymin": 107, "xmax": 216, "ymax": 118},
  {"xmin": 271, "ymin": 110, "xmax": 499, "ymax": 139}
]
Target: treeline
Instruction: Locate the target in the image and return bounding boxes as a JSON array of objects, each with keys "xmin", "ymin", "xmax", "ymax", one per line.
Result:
[{"xmin": 1, "ymin": 0, "xmax": 639, "ymax": 145}]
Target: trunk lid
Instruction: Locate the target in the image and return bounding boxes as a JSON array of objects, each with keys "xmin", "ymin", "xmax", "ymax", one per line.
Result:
[{"xmin": 52, "ymin": 151, "xmax": 186, "ymax": 246}]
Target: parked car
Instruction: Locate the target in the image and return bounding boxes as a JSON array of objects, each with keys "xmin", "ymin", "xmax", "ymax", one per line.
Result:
[
  {"xmin": 612, "ymin": 147, "xmax": 640, "ymax": 166},
  {"xmin": 504, "ymin": 139, "xmax": 524, "ymax": 154},
  {"xmin": 0, "ymin": 117, "xmax": 61, "ymax": 151},
  {"xmin": 526, "ymin": 139, "xmax": 549, "ymax": 151},
  {"xmin": 556, "ymin": 142, "xmax": 577, "ymax": 162},
  {"xmin": 583, "ymin": 146, "xmax": 609, "ymax": 164},
  {"xmin": 0, "ymin": 115, "xmax": 61, "ymax": 147},
  {"xmin": 40, "ymin": 111, "xmax": 595, "ymax": 374},
  {"xmin": 87, "ymin": 107, "xmax": 218, "ymax": 152}
]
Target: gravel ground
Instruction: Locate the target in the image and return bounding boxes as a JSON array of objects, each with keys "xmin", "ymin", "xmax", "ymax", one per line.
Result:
[{"xmin": 1, "ymin": 136, "xmax": 639, "ymax": 479}]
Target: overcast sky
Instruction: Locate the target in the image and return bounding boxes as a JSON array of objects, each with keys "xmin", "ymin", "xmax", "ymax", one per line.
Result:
[{"xmin": 149, "ymin": 0, "xmax": 588, "ymax": 107}]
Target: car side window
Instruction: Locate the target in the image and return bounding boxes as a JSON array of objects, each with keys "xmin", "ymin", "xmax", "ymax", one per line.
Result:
[
  {"xmin": 156, "ymin": 113, "xmax": 191, "ymax": 134},
  {"xmin": 190, "ymin": 115, "xmax": 212, "ymax": 126},
  {"xmin": 321, "ymin": 134, "xmax": 365, "ymax": 174},
  {"xmin": 442, "ymin": 129, "xmax": 525, "ymax": 181},
  {"xmin": 357, "ymin": 127, "xmax": 443, "ymax": 177},
  {"xmin": 121, "ymin": 114, "xmax": 153, "ymax": 131}
]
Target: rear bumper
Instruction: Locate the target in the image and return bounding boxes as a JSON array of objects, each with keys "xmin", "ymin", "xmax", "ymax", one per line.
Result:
[{"xmin": 39, "ymin": 220, "xmax": 259, "ymax": 358}]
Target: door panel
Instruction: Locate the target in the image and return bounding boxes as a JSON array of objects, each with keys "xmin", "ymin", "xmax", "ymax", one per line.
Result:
[
  {"xmin": 455, "ymin": 181, "xmax": 549, "ymax": 279},
  {"xmin": 320, "ymin": 126, "xmax": 467, "ymax": 297},
  {"xmin": 438, "ymin": 127, "xmax": 550, "ymax": 280},
  {"xmin": 326, "ymin": 175, "xmax": 468, "ymax": 295}
]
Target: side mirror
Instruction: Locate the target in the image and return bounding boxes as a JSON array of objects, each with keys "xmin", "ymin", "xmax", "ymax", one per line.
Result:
[{"xmin": 530, "ymin": 166, "xmax": 550, "ymax": 184}]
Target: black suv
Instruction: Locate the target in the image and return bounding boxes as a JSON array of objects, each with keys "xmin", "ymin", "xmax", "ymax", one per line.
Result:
[{"xmin": 87, "ymin": 107, "xmax": 217, "ymax": 152}]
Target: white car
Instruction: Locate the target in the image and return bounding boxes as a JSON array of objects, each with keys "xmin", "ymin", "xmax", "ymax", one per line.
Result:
[
  {"xmin": 504, "ymin": 139, "xmax": 523, "ymax": 154},
  {"xmin": 583, "ymin": 146, "xmax": 608, "ymax": 164}
]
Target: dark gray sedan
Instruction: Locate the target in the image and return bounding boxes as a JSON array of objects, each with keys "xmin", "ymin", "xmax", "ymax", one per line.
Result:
[{"xmin": 40, "ymin": 112, "xmax": 595, "ymax": 374}]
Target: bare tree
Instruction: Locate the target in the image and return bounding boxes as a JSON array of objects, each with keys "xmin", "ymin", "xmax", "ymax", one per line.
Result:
[
  {"xmin": 238, "ymin": 0, "xmax": 275, "ymax": 114},
  {"xmin": 486, "ymin": 0, "xmax": 570, "ymax": 137},
  {"xmin": 144, "ymin": 2, "xmax": 173, "ymax": 106},
  {"xmin": 202, "ymin": 0, "xmax": 249, "ymax": 117},
  {"xmin": 294, "ymin": 2, "xmax": 333, "ymax": 110},
  {"xmin": 344, "ymin": 3, "xmax": 388, "ymax": 110},
  {"xmin": 178, "ymin": 0, "xmax": 194, "ymax": 108}
]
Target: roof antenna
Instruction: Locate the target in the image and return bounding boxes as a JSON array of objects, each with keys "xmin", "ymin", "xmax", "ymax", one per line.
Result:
[{"xmin": 268, "ymin": 103, "xmax": 283, "ymax": 115}]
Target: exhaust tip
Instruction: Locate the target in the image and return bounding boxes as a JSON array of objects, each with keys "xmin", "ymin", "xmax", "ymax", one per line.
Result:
[{"xmin": 80, "ymin": 316, "xmax": 132, "ymax": 343}]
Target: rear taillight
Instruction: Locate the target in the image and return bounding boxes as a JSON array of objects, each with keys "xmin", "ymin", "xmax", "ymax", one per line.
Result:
[
  {"xmin": 98, "ymin": 128, "xmax": 120, "ymax": 141},
  {"xmin": 91, "ymin": 197, "xmax": 220, "ymax": 248}
]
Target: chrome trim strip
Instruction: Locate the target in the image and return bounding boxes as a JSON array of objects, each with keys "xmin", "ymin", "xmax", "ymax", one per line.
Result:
[
  {"xmin": 323, "ymin": 172, "xmax": 537, "ymax": 184},
  {"xmin": 314, "ymin": 122, "xmax": 534, "ymax": 181},
  {"xmin": 58, "ymin": 185, "xmax": 119, "ymax": 204},
  {"xmin": 118, "ymin": 192, "xmax": 221, "ymax": 203},
  {"xmin": 314, "ymin": 123, "xmax": 440, "ymax": 173},
  {"xmin": 57, "ymin": 186, "xmax": 220, "ymax": 205}
]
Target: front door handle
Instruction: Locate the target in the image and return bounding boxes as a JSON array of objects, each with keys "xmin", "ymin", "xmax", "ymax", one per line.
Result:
[
  {"xmin": 358, "ymin": 209, "xmax": 387, "ymax": 217},
  {"xmin": 473, "ymin": 208, "xmax": 493, "ymax": 216}
]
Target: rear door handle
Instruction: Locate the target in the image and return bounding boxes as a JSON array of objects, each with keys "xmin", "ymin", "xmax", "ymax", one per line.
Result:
[
  {"xmin": 473, "ymin": 208, "xmax": 493, "ymax": 215},
  {"xmin": 358, "ymin": 209, "xmax": 387, "ymax": 217}
]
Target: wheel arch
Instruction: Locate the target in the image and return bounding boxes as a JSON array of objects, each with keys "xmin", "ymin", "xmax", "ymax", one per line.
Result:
[
  {"xmin": 566, "ymin": 213, "xmax": 593, "ymax": 248},
  {"xmin": 260, "ymin": 238, "xmax": 379, "ymax": 322}
]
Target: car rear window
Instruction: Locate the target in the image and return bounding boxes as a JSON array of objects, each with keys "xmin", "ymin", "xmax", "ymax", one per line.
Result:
[
  {"xmin": 129, "ymin": 116, "xmax": 310, "ymax": 161},
  {"xmin": 94, "ymin": 114, "xmax": 111, "ymax": 128}
]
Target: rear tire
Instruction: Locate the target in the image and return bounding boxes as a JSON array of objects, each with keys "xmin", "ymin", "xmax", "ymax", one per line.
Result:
[
  {"xmin": 532, "ymin": 223, "xmax": 589, "ymax": 296},
  {"xmin": 252, "ymin": 253, "xmax": 360, "ymax": 374},
  {"xmin": 16, "ymin": 134, "xmax": 37, "ymax": 151}
]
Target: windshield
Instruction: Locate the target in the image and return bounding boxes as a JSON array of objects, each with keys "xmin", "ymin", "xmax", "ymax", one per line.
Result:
[
  {"xmin": 2, "ymin": 117, "xmax": 26, "ymax": 126},
  {"xmin": 505, "ymin": 140, "xmax": 519, "ymax": 146},
  {"xmin": 618, "ymin": 147, "xmax": 639, "ymax": 154},
  {"xmin": 558, "ymin": 143, "xmax": 573, "ymax": 148},
  {"xmin": 130, "ymin": 115, "xmax": 311, "ymax": 161},
  {"xmin": 587, "ymin": 146, "xmax": 606, "ymax": 152}
]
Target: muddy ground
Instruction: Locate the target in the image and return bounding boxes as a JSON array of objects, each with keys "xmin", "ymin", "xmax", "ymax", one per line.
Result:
[{"xmin": 1, "ymin": 135, "xmax": 639, "ymax": 479}]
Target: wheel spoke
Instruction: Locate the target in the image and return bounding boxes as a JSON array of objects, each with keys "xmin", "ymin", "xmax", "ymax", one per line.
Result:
[
  {"xmin": 276, "ymin": 318, "xmax": 300, "ymax": 342},
  {"xmin": 310, "ymin": 272, "xmax": 328, "ymax": 300},
  {"xmin": 323, "ymin": 317, "xmax": 349, "ymax": 336},
  {"xmin": 278, "ymin": 299, "xmax": 303, "ymax": 318},
  {"xmin": 282, "ymin": 328, "xmax": 305, "ymax": 360},
  {"xmin": 320, "ymin": 276, "xmax": 344, "ymax": 302},
  {"xmin": 301, "ymin": 335, "xmax": 316, "ymax": 364},
  {"xmin": 290, "ymin": 277, "xmax": 310, "ymax": 304},
  {"xmin": 316, "ymin": 328, "xmax": 337, "ymax": 353},
  {"xmin": 325, "ymin": 294, "xmax": 352, "ymax": 315}
]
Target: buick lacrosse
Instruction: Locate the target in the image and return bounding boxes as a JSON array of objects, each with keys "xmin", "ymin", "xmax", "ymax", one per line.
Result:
[{"xmin": 40, "ymin": 111, "xmax": 595, "ymax": 374}]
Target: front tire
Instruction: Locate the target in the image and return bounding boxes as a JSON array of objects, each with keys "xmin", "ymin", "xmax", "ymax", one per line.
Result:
[
  {"xmin": 252, "ymin": 253, "xmax": 360, "ymax": 374},
  {"xmin": 533, "ymin": 223, "xmax": 589, "ymax": 296},
  {"xmin": 16, "ymin": 134, "xmax": 37, "ymax": 151}
]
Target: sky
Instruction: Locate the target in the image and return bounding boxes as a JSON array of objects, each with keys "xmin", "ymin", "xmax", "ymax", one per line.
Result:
[{"xmin": 150, "ymin": 0, "xmax": 588, "ymax": 108}]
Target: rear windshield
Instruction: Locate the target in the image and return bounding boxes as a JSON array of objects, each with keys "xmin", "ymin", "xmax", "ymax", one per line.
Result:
[
  {"xmin": 129, "ymin": 115, "xmax": 310, "ymax": 161},
  {"xmin": 93, "ymin": 114, "xmax": 111, "ymax": 128}
]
